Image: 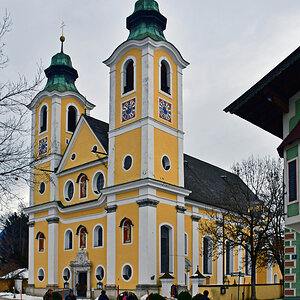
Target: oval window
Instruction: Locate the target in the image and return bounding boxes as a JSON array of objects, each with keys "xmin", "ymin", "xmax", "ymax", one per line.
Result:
[
  {"xmin": 122, "ymin": 264, "xmax": 133, "ymax": 281},
  {"xmin": 95, "ymin": 265, "xmax": 105, "ymax": 281},
  {"xmin": 39, "ymin": 182, "xmax": 45, "ymax": 194},
  {"xmin": 63, "ymin": 268, "xmax": 70, "ymax": 281},
  {"xmin": 64, "ymin": 181, "xmax": 74, "ymax": 201},
  {"xmin": 93, "ymin": 172, "xmax": 105, "ymax": 194},
  {"xmin": 71, "ymin": 153, "xmax": 76, "ymax": 161},
  {"xmin": 162, "ymin": 155, "xmax": 171, "ymax": 171},
  {"xmin": 123, "ymin": 155, "xmax": 133, "ymax": 171},
  {"xmin": 38, "ymin": 268, "xmax": 45, "ymax": 282}
]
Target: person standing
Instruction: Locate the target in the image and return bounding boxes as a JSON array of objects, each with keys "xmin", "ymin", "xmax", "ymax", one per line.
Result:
[
  {"xmin": 65, "ymin": 289, "xmax": 76, "ymax": 300},
  {"xmin": 98, "ymin": 290, "xmax": 109, "ymax": 300},
  {"xmin": 199, "ymin": 290, "xmax": 210, "ymax": 300},
  {"xmin": 43, "ymin": 289, "xmax": 53, "ymax": 300}
]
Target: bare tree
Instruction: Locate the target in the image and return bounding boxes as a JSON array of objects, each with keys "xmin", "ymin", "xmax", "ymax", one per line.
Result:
[
  {"xmin": 199, "ymin": 156, "xmax": 284, "ymax": 300},
  {"xmin": 0, "ymin": 11, "xmax": 43, "ymax": 208}
]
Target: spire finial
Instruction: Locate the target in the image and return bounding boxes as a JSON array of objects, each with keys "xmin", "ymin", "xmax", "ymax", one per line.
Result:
[{"xmin": 60, "ymin": 22, "xmax": 66, "ymax": 53}]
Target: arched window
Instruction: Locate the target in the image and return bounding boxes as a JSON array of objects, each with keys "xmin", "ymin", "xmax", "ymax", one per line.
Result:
[
  {"xmin": 39, "ymin": 105, "xmax": 48, "ymax": 133},
  {"xmin": 160, "ymin": 60, "xmax": 171, "ymax": 95},
  {"xmin": 160, "ymin": 225, "xmax": 173, "ymax": 274},
  {"xmin": 226, "ymin": 240, "xmax": 234, "ymax": 275},
  {"xmin": 203, "ymin": 236, "xmax": 213, "ymax": 275},
  {"xmin": 36, "ymin": 232, "xmax": 45, "ymax": 252},
  {"xmin": 274, "ymin": 273, "xmax": 278, "ymax": 284},
  {"xmin": 79, "ymin": 175, "xmax": 88, "ymax": 199},
  {"xmin": 64, "ymin": 230, "xmax": 73, "ymax": 250},
  {"xmin": 67, "ymin": 105, "xmax": 77, "ymax": 133},
  {"xmin": 77, "ymin": 226, "xmax": 87, "ymax": 249},
  {"xmin": 120, "ymin": 218, "xmax": 133, "ymax": 244},
  {"xmin": 123, "ymin": 59, "xmax": 134, "ymax": 94},
  {"xmin": 93, "ymin": 225, "xmax": 103, "ymax": 247}
]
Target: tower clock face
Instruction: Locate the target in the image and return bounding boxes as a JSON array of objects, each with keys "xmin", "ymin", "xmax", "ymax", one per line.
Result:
[
  {"xmin": 122, "ymin": 98, "xmax": 136, "ymax": 122},
  {"xmin": 38, "ymin": 137, "xmax": 48, "ymax": 156},
  {"xmin": 159, "ymin": 98, "xmax": 172, "ymax": 123}
]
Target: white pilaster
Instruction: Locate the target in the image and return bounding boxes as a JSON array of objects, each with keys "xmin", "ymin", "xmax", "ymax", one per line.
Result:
[
  {"xmin": 107, "ymin": 136, "xmax": 115, "ymax": 187},
  {"xmin": 237, "ymin": 245, "xmax": 243, "ymax": 284},
  {"xmin": 216, "ymin": 228, "xmax": 223, "ymax": 285},
  {"xmin": 109, "ymin": 67, "xmax": 116, "ymax": 131},
  {"xmin": 141, "ymin": 44, "xmax": 154, "ymax": 118},
  {"xmin": 28, "ymin": 217, "xmax": 35, "ymax": 285},
  {"xmin": 50, "ymin": 158, "xmax": 59, "ymax": 201},
  {"xmin": 192, "ymin": 215, "xmax": 200, "ymax": 273},
  {"xmin": 178, "ymin": 136, "xmax": 184, "ymax": 187},
  {"xmin": 51, "ymin": 96, "xmax": 61, "ymax": 155},
  {"xmin": 47, "ymin": 216, "xmax": 59, "ymax": 286},
  {"xmin": 29, "ymin": 111, "xmax": 36, "ymax": 206},
  {"xmin": 177, "ymin": 66, "xmax": 183, "ymax": 132},
  {"xmin": 177, "ymin": 206, "xmax": 186, "ymax": 285},
  {"xmin": 105, "ymin": 205, "xmax": 117, "ymax": 286},
  {"xmin": 137, "ymin": 199, "xmax": 158, "ymax": 285}
]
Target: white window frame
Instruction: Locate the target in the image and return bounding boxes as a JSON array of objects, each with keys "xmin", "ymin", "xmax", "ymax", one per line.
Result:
[
  {"xmin": 37, "ymin": 268, "xmax": 45, "ymax": 282},
  {"xmin": 78, "ymin": 174, "xmax": 88, "ymax": 200},
  {"xmin": 92, "ymin": 170, "xmax": 106, "ymax": 196},
  {"xmin": 159, "ymin": 223, "xmax": 174, "ymax": 274},
  {"xmin": 93, "ymin": 224, "xmax": 104, "ymax": 248},
  {"xmin": 38, "ymin": 103, "xmax": 49, "ymax": 135},
  {"xmin": 63, "ymin": 179, "xmax": 75, "ymax": 202},
  {"xmin": 39, "ymin": 182, "xmax": 46, "ymax": 195},
  {"xmin": 122, "ymin": 154, "xmax": 133, "ymax": 172},
  {"xmin": 37, "ymin": 232, "xmax": 45, "ymax": 253},
  {"xmin": 225, "ymin": 239, "xmax": 234, "ymax": 275},
  {"xmin": 121, "ymin": 263, "xmax": 133, "ymax": 282},
  {"xmin": 62, "ymin": 267, "xmax": 71, "ymax": 282},
  {"xmin": 202, "ymin": 235, "xmax": 213, "ymax": 275},
  {"xmin": 121, "ymin": 56, "xmax": 136, "ymax": 98},
  {"xmin": 66, "ymin": 103, "xmax": 79, "ymax": 134},
  {"xmin": 161, "ymin": 154, "xmax": 171, "ymax": 172},
  {"xmin": 122, "ymin": 218, "xmax": 133, "ymax": 245},
  {"xmin": 184, "ymin": 232, "xmax": 188, "ymax": 256},
  {"xmin": 78, "ymin": 226, "xmax": 88, "ymax": 250},
  {"xmin": 95, "ymin": 264, "xmax": 106, "ymax": 281},
  {"xmin": 64, "ymin": 228, "xmax": 74, "ymax": 251},
  {"xmin": 159, "ymin": 57, "xmax": 173, "ymax": 99}
]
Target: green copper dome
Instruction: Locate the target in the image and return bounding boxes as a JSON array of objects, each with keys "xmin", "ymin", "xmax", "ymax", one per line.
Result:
[
  {"xmin": 43, "ymin": 39, "xmax": 79, "ymax": 93},
  {"xmin": 127, "ymin": 0, "xmax": 167, "ymax": 41}
]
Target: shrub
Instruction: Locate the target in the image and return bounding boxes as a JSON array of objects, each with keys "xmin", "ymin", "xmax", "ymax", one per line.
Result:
[
  {"xmin": 149, "ymin": 293, "xmax": 165, "ymax": 300},
  {"xmin": 192, "ymin": 293, "xmax": 203, "ymax": 300},
  {"xmin": 52, "ymin": 291, "xmax": 62, "ymax": 300},
  {"xmin": 178, "ymin": 291, "xmax": 191, "ymax": 300}
]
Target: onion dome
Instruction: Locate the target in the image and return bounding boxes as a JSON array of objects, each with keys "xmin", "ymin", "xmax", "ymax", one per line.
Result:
[
  {"xmin": 43, "ymin": 35, "xmax": 79, "ymax": 93},
  {"xmin": 127, "ymin": 0, "xmax": 167, "ymax": 41}
]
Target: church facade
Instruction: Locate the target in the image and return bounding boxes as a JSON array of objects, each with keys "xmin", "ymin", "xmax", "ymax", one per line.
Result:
[{"xmin": 25, "ymin": 1, "xmax": 280, "ymax": 298}]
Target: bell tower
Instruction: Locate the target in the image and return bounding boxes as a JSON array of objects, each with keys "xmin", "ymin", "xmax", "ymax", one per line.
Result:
[
  {"xmin": 103, "ymin": 0, "xmax": 190, "ymax": 292},
  {"xmin": 27, "ymin": 35, "xmax": 95, "ymax": 206}
]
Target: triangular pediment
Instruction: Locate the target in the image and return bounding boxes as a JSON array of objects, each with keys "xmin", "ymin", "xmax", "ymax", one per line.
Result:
[{"xmin": 57, "ymin": 115, "xmax": 108, "ymax": 173}]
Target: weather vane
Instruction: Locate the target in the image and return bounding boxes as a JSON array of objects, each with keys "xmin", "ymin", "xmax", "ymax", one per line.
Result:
[{"xmin": 60, "ymin": 21, "xmax": 66, "ymax": 52}]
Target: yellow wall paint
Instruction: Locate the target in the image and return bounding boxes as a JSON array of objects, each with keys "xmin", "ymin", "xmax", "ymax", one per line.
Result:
[
  {"xmin": 57, "ymin": 217, "xmax": 107, "ymax": 289},
  {"xmin": 115, "ymin": 203, "xmax": 139, "ymax": 290},
  {"xmin": 114, "ymin": 128, "xmax": 141, "ymax": 185},
  {"xmin": 115, "ymin": 49, "xmax": 142, "ymax": 129},
  {"xmin": 63, "ymin": 121, "xmax": 106, "ymax": 171},
  {"xmin": 60, "ymin": 97, "xmax": 85, "ymax": 155},
  {"xmin": 34, "ymin": 211, "xmax": 49, "ymax": 218},
  {"xmin": 58, "ymin": 164, "xmax": 107, "ymax": 206},
  {"xmin": 153, "ymin": 49, "xmax": 178, "ymax": 129},
  {"xmin": 34, "ymin": 161, "xmax": 51, "ymax": 206},
  {"xmin": 34, "ymin": 221, "xmax": 48, "ymax": 288},
  {"xmin": 116, "ymin": 190, "xmax": 139, "ymax": 201},
  {"xmin": 154, "ymin": 128, "xmax": 178, "ymax": 185},
  {"xmin": 35, "ymin": 98, "xmax": 52, "ymax": 159}
]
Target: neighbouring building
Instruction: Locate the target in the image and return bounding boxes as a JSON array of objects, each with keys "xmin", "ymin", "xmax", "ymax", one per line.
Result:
[
  {"xmin": 225, "ymin": 41, "xmax": 300, "ymax": 298},
  {"xmin": 25, "ymin": 0, "xmax": 281, "ymax": 298}
]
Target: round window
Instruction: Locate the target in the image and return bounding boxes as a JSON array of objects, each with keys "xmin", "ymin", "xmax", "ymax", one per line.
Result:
[
  {"xmin": 162, "ymin": 155, "xmax": 171, "ymax": 171},
  {"xmin": 123, "ymin": 155, "xmax": 133, "ymax": 171},
  {"xmin": 38, "ymin": 268, "xmax": 45, "ymax": 282},
  {"xmin": 122, "ymin": 264, "xmax": 133, "ymax": 281},
  {"xmin": 71, "ymin": 153, "xmax": 76, "ymax": 161},
  {"xmin": 39, "ymin": 182, "xmax": 45, "ymax": 194},
  {"xmin": 63, "ymin": 268, "xmax": 70, "ymax": 281},
  {"xmin": 93, "ymin": 172, "xmax": 105, "ymax": 194},
  {"xmin": 95, "ymin": 265, "xmax": 105, "ymax": 281},
  {"xmin": 64, "ymin": 181, "xmax": 74, "ymax": 201}
]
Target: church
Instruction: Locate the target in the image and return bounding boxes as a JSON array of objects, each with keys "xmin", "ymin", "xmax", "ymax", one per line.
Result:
[{"xmin": 24, "ymin": 0, "xmax": 281, "ymax": 298}]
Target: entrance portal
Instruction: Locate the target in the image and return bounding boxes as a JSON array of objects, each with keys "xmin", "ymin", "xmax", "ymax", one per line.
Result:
[{"xmin": 77, "ymin": 272, "xmax": 87, "ymax": 297}]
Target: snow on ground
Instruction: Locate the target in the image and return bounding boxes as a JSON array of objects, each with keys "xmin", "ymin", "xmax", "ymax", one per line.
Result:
[{"xmin": 0, "ymin": 293, "xmax": 42, "ymax": 300}]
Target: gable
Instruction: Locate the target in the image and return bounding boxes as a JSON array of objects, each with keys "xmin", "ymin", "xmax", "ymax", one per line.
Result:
[{"xmin": 58, "ymin": 118, "xmax": 107, "ymax": 172}]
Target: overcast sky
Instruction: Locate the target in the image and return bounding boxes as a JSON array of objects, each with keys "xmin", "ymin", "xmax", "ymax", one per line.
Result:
[{"xmin": 3, "ymin": 0, "xmax": 300, "ymax": 175}]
